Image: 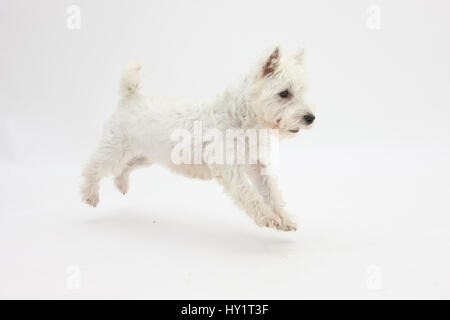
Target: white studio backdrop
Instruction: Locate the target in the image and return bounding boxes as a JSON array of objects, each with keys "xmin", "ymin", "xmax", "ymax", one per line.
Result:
[{"xmin": 0, "ymin": 0, "xmax": 450, "ymax": 299}]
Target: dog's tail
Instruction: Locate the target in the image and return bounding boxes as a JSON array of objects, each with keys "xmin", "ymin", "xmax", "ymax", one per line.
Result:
[{"xmin": 119, "ymin": 62, "xmax": 142, "ymax": 97}]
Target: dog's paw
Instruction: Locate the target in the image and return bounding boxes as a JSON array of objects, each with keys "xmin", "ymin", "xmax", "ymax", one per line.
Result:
[
  {"xmin": 114, "ymin": 176, "xmax": 129, "ymax": 195},
  {"xmin": 279, "ymin": 220, "xmax": 297, "ymax": 232},
  {"xmin": 257, "ymin": 214, "xmax": 282, "ymax": 230},
  {"xmin": 275, "ymin": 210, "xmax": 298, "ymax": 232},
  {"xmin": 81, "ymin": 180, "xmax": 99, "ymax": 207},
  {"xmin": 280, "ymin": 215, "xmax": 297, "ymax": 231},
  {"xmin": 83, "ymin": 193, "xmax": 99, "ymax": 207}
]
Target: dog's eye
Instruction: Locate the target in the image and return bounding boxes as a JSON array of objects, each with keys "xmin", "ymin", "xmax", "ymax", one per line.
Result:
[{"xmin": 279, "ymin": 90, "xmax": 290, "ymax": 98}]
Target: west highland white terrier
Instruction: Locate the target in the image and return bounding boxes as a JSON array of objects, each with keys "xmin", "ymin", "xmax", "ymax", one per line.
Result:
[{"xmin": 81, "ymin": 45, "xmax": 315, "ymax": 231}]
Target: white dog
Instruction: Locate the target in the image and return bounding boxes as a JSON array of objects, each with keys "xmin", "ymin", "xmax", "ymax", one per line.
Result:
[{"xmin": 81, "ymin": 45, "xmax": 315, "ymax": 231}]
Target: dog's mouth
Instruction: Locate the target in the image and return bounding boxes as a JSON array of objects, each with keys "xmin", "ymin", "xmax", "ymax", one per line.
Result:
[{"xmin": 288, "ymin": 123, "xmax": 314, "ymax": 133}]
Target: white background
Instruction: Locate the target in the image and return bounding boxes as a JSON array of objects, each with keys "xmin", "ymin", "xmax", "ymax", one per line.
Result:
[{"xmin": 1, "ymin": 0, "xmax": 450, "ymax": 299}]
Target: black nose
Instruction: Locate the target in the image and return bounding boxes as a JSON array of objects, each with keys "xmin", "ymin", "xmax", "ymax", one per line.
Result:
[{"xmin": 303, "ymin": 114, "xmax": 315, "ymax": 125}]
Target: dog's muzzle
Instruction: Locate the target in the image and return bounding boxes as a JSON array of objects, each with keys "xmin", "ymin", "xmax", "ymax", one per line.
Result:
[{"xmin": 303, "ymin": 113, "xmax": 315, "ymax": 125}]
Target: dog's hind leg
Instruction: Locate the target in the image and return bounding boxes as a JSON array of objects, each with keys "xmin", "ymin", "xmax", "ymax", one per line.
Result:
[
  {"xmin": 81, "ymin": 131, "xmax": 132, "ymax": 207},
  {"xmin": 114, "ymin": 156, "xmax": 151, "ymax": 194}
]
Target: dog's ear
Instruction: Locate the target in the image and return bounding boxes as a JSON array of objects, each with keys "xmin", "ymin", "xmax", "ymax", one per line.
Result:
[
  {"xmin": 293, "ymin": 44, "xmax": 305, "ymax": 65},
  {"xmin": 262, "ymin": 46, "xmax": 281, "ymax": 77}
]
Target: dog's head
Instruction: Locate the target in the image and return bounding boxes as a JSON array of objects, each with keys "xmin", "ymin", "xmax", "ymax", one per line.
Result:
[{"xmin": 248, "ymin": 45, "xmax": 315, "ymax": 136}]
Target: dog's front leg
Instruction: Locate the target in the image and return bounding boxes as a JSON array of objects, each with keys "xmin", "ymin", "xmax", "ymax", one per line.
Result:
[
  {"xmin": 245, "ymin": 163, "xmax": 297, "ymax": 231},
  {"xmin": 211, "ymin": 165, "xmax": 285, "ymax": 230}
]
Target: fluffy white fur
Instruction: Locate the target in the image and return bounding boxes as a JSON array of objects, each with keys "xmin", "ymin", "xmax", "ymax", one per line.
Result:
[{"xmin": 81, "ymin": 45, "xmax": 315, "ymax": 231}]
